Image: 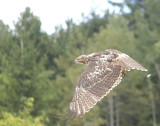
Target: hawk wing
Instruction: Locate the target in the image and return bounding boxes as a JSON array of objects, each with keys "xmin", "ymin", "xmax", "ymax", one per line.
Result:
[
  {"xmin": 65, "ymin": 60, "xmax": 123, "ymax": 119},
  {"xmin": 117, "ymin": 54, "xmax": 147, "ymax": 71},
  {"xmin": 107, "ymin": 49, "xmax": 148, "ymax": 71}
]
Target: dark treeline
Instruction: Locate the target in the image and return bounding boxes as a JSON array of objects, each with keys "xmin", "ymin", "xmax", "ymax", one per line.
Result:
[{"xmin": 0, "ymin": 0, "xmax": 160, "ymax": 126}]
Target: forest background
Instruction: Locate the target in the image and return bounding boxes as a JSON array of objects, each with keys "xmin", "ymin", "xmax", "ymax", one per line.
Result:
[{"xmin": 0, "ymin": 0, "xmax": 160, "ymax": 126}]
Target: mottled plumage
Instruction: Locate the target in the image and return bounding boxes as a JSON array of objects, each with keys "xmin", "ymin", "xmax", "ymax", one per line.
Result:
[{"xmin": 65, "ymin": 49, "xmax": 147, "ymax": 119}]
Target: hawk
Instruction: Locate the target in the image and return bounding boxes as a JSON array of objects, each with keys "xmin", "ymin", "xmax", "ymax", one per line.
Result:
[{"xmin": 65, "ymin": 49, "xmax": 147, "ymax": 119}]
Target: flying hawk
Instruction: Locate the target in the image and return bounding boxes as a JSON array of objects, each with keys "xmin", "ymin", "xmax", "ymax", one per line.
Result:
[{"xmin": 65, "ymin": 49, "xmax": 147, "ymax": 119}]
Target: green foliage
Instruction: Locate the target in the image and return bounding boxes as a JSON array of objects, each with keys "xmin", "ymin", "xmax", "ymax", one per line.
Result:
[
  {"xmin": 0, "ymin": 7, "xmax": 54, "ymax": 117},
  {"xmin": 0, "ymin": 97, "xmax": 44, "ymax": 126},
  {"xmin": 0, "ymin": 1, "xmax": 160, "ymax": 125}
]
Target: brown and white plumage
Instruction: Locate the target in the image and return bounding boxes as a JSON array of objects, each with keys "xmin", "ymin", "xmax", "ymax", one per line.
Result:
[{"xmin": 65, "ymin": 49, "xmax": 147, "ymax": 119}]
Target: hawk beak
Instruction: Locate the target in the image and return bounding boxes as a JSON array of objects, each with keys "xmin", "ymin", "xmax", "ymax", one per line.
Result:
[
  {"xmin": 74, "ymin": 58, "xmax": 80, "ymax": 64},
  {"xmin": 74, "ymin": 60, "xmax": 78, "ymax": 64}
]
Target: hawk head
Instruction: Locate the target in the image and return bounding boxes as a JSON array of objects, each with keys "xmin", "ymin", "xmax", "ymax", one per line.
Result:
[{"xmin": 74, "ymin": 55, "xmax": 89, "ymax": 64}]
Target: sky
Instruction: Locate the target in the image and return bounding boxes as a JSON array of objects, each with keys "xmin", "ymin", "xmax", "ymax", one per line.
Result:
[{"xmin": 0, "ymin": 0, "xmax": 123, "ymax": 34}]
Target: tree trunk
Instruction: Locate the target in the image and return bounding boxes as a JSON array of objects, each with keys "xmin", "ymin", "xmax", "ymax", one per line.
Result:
[
  {"xmin": 20, "ymin": 39, "xmax": 24, "ymax": 65},
  {"xmin": 147, "ymin": 78, "xmax": 157, "ymax": 126},
  {"xmin": 154, "ymin": 63, "xmax": 160, "ymax": 81},
  {"xmin": 109, "ymin": 97, "xmax": 114, "ymax": 126},
  {"xmin": 115, "ymin": 95, "xmax": 120, "ymax": 126}
]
